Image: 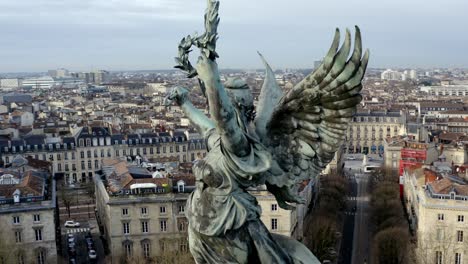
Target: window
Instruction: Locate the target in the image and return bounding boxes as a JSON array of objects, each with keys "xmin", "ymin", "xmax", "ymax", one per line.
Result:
[
  {"xmin": 271, "ymin": 218, "xmax": 278, "ymax": 230},
  {"xmin": 122, "ymin": 208, "xmax": 129, "ymax": 216},
  {"xmin": 455, "ymin": 253, "xmax": 462, "ymax": 264},
  {"xmin": 160, "ymin": 240, "xmax": 166, "ymax": 252},
  {"xmin": 435, "ymin": 251, "xmax": 443, "ymax": 264},
  {"xmin": 142, "ymin": 242, "xmax": 151, "ymax": 258},
  {"xmin": 15, "ymin": 230, "xmax": 22, "ymax": 243},
  {"xmin": 160, "ymin": 206, "xmax": 166, "ymax": 214},
  {"xmin": 123, "ymin": 222, "xmax": 130, "ymax": 235},
  {"xmin": 124, "ymin": 243, "xmax": 132, "ymax": 256},
  {"xmin": 35, "ymin": 228, "xmax": 42, "ymax": 241},
  {"xmin": 457, "ymin": 231, "xmax": 464, "ymax": 242},
  {"xmin": 33, "ymin": 214, "xmax": 40, "ymax": 223},
  {"xmin": 458, "ymin": 215, "xmax": 465, "ymax": 222},
  {"xmin": 436, "ymin": 228, "xmax": 444, "ymax": 241},
  {"xmin": 271, "ymin": 204, "xmax": 278, "ymax": 211},
  {"xmin": 160, "ymin": 220, "xmax": 167, "ymax": 232},
  {"xmin": 438, "ymin": 213, "xmax": 444, "ymax": 221},
  {"xmin": 179, "ymin": 205, "xmax": 185, "ymax": 214},
  {"xmin": 13, "ymin": 216, "xmax": 20, "ymax": 224},
  {"xmin": 36, "ymin": 250, "xmax": 45, "ymax": 264},
  {"xmin": 87, "ymin": 160, "xmax": 92, "ymax": 169},
  {"xmin": 81, "ymin": 161, "xmax": 85, "ymax": 170},
  {"xmin": 87, "ymin": 150, "xmax": 91, "ymax": 158},
  {"xmin": 178, "ymin": 219, "xmax": 187, "ymax": 232},
  {"xmin": 141, "ymin": 207, "xmax": 148, "ymax": 215},
  {"xmin": 17, "ymin": 253, "xmax": 25, "ymax": 264},
  {"xmin": 179, "ymin": 239, "xmax": 188, "ymax": 252},
  {"xmin": 142, "ymin": 221, "xmax": 149, "ymax": 233}
]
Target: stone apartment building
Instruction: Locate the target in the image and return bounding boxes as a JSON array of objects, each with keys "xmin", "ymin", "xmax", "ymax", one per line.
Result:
[
  {"xmin": 0, "ymin": 163, "xmax": 58, "ymax": 264},
  {"xmin": 403, "ymin": 167, "xmax": 468, "ymax": 264},
  {"xmin": 95, "ymin": 159, "xmax": 193, "ymax": 262},
  {"xmin": 346, "ymin": 110, "xmax": 406, "ymax": 154},
  {"xmin": 95, "ymin": 158, "xmax": 318, "ymax": 261},
  {"xmin": 249, "ymin": 179, "xmax": 317, "ymax": 242},
  {"xmin": 0, "ymin": 126, "xmax": 207, "ymax": 185}
]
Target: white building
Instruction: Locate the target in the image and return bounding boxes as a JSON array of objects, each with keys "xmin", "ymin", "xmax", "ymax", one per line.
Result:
[
  {"xmin": 403, "ymin": 167, "xmax": 468, "ymax": 264},
  {"xmin": 22, "ymin": 76, "xmax": 55, "ymax": 89},
  {"xmin": 420, "ymin": 85, "xmax": 468, "ymax": 97},
  {"xmin": 381, "ymin": 69, "xmax": 403, "ymax": 81},
  {"xmin": 0, "ymin": 78, "xmax": 22, "ymax": 90}
]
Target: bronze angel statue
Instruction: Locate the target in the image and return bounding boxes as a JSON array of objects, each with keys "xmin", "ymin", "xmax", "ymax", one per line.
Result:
[{"xmin": 164, "ymin": 1, "xmax": 369, "ymax": 263}]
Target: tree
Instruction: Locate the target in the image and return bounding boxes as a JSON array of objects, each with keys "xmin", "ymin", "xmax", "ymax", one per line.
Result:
[
  {"xmin": 60, "ymin": 187, "xmax": 73, "ymax": 218},
  {"xmin": 306, "ymin": 215, "xmax": 338, "ymax": 262},
  {"xmin": 414, "ymin": 225, "xmax": 468, "ymax": 264},
  {"xmin": 372, "ymin": 227, "xmax": 411, "ymax": 264}
]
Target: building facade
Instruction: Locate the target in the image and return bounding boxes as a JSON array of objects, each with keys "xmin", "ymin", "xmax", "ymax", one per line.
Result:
[
  {"xmin": 403, "ymin": 167, "xmax": 468, "ymax": 264},
  {"xmin": 0, "ymin": 127, "xmax": 207, "ymax": 185},
  {"xmin": 0, "ymin": 167, "xmax": 58, "ymax": 264},
  {"xmin": 346, "ymin": 110, "xmax": 406, "ymax": 154},
  {"xmin": 95, "ymin": 159, "xmax": 194, "ymax": 262}
]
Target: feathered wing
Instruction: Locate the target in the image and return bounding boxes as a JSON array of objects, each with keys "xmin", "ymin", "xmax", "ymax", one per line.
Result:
[
  {"xmin": 260, "ymin": 27, "xmax": 369, "ymax": 208},
  {"xmin": 255, "ymin": 52, "xmax": 284, "ymax": 139}
]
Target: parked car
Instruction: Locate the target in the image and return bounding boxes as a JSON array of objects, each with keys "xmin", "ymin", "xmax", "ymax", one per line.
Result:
[
  {"xmin": 64, "ymin": 220, "xmax": 80, "ymax": 227},
  {"xmin": 68, "ymin": 242, "xmax": 75, "ymax": 248},
  {"xmin": 88, "ymin": 250, "xmax": 97, "ymax": 259},
  {"xmin": 69, "ymin": 258, "xmax": 76, "ymax": 264},
  {"xmin": 68, "ymin": 237, "xmax": 75, "ymax": 243}
]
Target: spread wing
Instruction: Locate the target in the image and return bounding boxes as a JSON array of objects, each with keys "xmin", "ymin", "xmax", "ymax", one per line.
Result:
[{"xmin": 260, "ymin": 27, "xmax": 369, "ymax": 208}]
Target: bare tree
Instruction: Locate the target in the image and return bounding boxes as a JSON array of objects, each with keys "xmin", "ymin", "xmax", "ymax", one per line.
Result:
[
  {"xmin": 414, "ymin": 225, "xmax": 468, "ymax": 264},
  {"xmin": 372, "ymin": 227, "xmax": 411, "ymax": 264},
  {"xmin": 60, "ymin": 187, "xmax": 73, "ymax": 218}
]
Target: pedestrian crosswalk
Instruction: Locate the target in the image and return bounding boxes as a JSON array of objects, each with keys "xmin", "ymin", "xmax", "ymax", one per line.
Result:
[
  {"xmin": 346, "ymin": 196, "xmax": 370, "ymax": 202},
  {"xmin": 66, "ymin": 228, "xmax": 90, "ymax": 234}
]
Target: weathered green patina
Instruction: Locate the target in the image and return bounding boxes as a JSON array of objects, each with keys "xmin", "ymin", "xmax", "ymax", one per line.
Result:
[{"xmin": 165, "ymin": 1, "xmax": 369, "ymax": 263}]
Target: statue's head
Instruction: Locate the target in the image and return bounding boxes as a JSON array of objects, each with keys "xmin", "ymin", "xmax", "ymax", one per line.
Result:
[{"xmin": 224, "ymin": 77, "xmax": 255, "ymax": 123}]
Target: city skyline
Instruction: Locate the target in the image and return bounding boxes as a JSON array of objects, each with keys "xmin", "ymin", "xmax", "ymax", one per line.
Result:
[{"xmin": 0, "ymin": 0, "xmax": 467, "ymax": 72}]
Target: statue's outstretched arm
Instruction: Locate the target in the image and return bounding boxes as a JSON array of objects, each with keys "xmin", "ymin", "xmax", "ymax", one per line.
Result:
[
  {"xmin": 165, "ymin": 87, "xmax": 215, "ymax": 139},
  {"xmin": 196, "ymin": 55, "xmax": 250, "ymax": 157}
]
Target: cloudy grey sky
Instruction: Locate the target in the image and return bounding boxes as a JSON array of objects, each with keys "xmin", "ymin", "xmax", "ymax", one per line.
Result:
[{"xmin": 0, "ymin": 0, "xmax": 467, "ymax": 72}]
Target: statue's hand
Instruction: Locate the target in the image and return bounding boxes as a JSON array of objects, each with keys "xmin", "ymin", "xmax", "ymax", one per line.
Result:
[
  {"xmin": 164, "ymin": 86, "xmax": 189, "ymax": 106},
  {"xmin": 195, "ymin": 55, "xmax": 218, "ymax": 85}
]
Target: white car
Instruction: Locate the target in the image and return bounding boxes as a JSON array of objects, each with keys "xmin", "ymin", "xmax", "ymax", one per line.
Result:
[
  {"xmin": 88, "ymin": 250, "xmax": 97, "ymax": 259},
  {"xmin": 64, "ymin": 220, "xmax": 80, "ymax": 228}
]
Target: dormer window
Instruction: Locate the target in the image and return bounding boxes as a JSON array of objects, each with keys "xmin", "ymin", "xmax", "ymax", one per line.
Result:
[
  {"xmin": 56, "ymin": 143, "xmax": 60, "ymax": 149},
  {"xmin": 177, "ymin": 180, "xmax": 185, "ymax": 193},
  {"xmin": 79, "ymin": 139, "xmax": 84, "ymax": 147}
]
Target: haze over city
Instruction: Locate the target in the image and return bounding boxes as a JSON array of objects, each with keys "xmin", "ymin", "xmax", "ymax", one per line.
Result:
[{"xmin": 1, "ymin": 0, "xmax": 467, "ymax": 72}]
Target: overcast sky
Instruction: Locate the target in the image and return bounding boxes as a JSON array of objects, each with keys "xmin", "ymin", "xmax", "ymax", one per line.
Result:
[{"xmin": 0, "ymin": 0, "xmax": 467, "ymax": 72}]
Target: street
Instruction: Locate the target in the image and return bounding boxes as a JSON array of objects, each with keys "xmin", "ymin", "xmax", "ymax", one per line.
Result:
[
  {"xmin": 351, "ymin": 173, "xmax": 370, "ymax": 264},
  {"xmin": 338, "ymin": 154, "xmax": 381, "ymax": 264}
]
